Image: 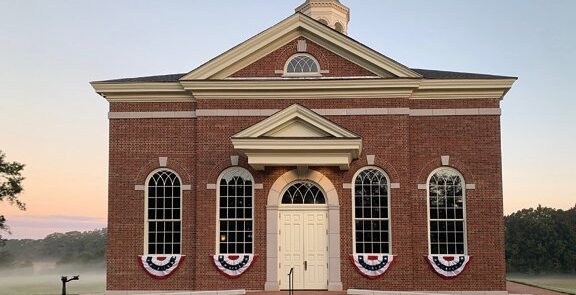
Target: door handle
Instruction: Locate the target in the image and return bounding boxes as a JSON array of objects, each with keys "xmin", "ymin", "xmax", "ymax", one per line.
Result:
[{"xmin": 304, "ymin": 260, "xmax": 307, "ymax": 271}]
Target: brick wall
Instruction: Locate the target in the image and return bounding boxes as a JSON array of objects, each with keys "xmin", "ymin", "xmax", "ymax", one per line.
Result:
[
  {"xmin": 230, "ymin": 37, "xmax": 377, "ymax": 78},
  {"xmin": 107, "ymin": 97, "xmax": 505, "ymax": 291}
]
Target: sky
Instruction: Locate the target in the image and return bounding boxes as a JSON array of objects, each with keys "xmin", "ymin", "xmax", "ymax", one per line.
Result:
[{"xmin": 0, "ymin": 0, "xmax": 575, "ymax": 239}]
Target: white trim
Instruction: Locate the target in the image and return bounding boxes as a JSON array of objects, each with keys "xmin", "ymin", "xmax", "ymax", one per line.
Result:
[
  {"xmin": 297, "ymin": 39, "xmax": 307, "ymax": 52},
  {"xmin": 366, "ymin": 155, "xmax": 375, "ymax": 165},
  {"xmin": 159, "ymin": 157, "xmax": 168, "ymax": 167},
  {"xmin": 417, "ymin": 184, "xmax": 427, "ymax": 190},
  {"xmin": 347, "ymin": 290, "xmax": 509, "ymax": 295},
  {"xmin": 390, "ymin": 183, "xmax": 400, "ymax": 189},
  {"xmin": 426, "ymin": 167, "xmax": 468, "ymax": 255},
  {"xmin": 466, "ymin": 184, "xmax": 476, "ymax": 190},
  {"xmin": 230, "ymin": 156, "xmax": 239, "ymax": 166},
  {"xmin": 409, "ymin": 108, "xmax": 501, "ymax": 116},
  {"xmin": 283, "ymin": 53, "xmax": 322, "ymax": 77},
  {"xmin": 144, "ymin": 168, "xmax": 183, "ymax": 255},
  {"xmin": 342, "ymin": 183, "xmax": 352, "ymax": 189},
  {"xmin": 441, "ymin": 155, "xmax": 450, "ymax": 166},
  {"xmin": 207, "ymin": 183, "xmax": 216, "ymax": 190},
  {"xmin": 265, "ymin": 169, "xmax": 342, "ymax": 291},
  {"xmin": 108, "ymin": 108, "xmax": 501, "ymax": 119},
  {"xmin": 254, "ymin": 183, "xmax": 264, "ymax": 190},
  {"xmin": 180, "ymin": 14, "xmax": 420, "ymax": 80},
  {"xmin": 108, "ymin": 111, "xmax": 196, "ymax": 119},
  {"xmin": 182, "ymin": 185, "xmax": 192, "ymax": 191},
  {"xmin": 351, "ymin": 166, "xmax": 392, "ymax": 255},
  {"xmin": 216, "ymin": 167, "xmax": 255, "ymax": 255},
  {"xmin": 105, "ymin": 290, "xmax": 246, "ymax": 295},
  {"xmin": 134, "ymin": 185, "xmax": 145, "ymax": 191}
]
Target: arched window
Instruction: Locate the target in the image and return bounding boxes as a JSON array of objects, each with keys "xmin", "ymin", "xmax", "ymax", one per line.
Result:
[
  {"xmin": 317, "ymin": 18, "xmax": 329, "ymax": 26},
  {"xmin": 284, "ymin": 54, "xmax": 321, "ymax": 76},
  {"xmin": 281, "ymin": 181, "xmax": 326, "ymax": 204},
  {"xmin": 146, "ymin": 169, "xmax": 182, "ymax": 255},
  {"xmin": 353, "ymin": 167, "xmax": 390, "ymax": 254},
  {"xmin": 428, "ymin": 168, "xmax": 466, "ymax": 255},
  {"xmin": 218, "ymin": 167, "xmax": 254, "ymax": 254},
  {"xmin": 334, "ymin": 22, "xmax": 344, "ymax": 33}
]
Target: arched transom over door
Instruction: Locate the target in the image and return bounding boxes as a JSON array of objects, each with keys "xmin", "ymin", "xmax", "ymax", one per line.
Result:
[
  {"xmin": 279, "ymin": 181, "xmax": 328, "ymax": 290},
  {"xmin": 265, "ymin": 169, "xmax": 342, "ymax": 292}
]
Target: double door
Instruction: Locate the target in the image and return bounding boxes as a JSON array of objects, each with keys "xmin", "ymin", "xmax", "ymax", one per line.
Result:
[{"xmin": 279, "ymin": 209, "xmax": 328, "ymax": 290}]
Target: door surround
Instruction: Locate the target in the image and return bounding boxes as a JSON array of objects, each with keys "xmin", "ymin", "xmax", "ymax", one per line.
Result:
[{"xmin": 264, "ymin": 169, "xmax": 342, "ymax": 291}]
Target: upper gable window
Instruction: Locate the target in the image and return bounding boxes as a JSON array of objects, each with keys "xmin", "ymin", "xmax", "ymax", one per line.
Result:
[{"xmin": 284, "ymin": 54, "xmax": 321, "ymax": 77}]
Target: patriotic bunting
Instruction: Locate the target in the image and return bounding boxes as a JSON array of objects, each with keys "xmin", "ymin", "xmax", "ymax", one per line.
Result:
[
  {"xmin": 212, "ymin": 254, "xmax": 257, "ymax": 278},
  {"xmin": 349, "ymin": 254, "xmax": 395, "ymax": 279},
  {"xmin": 426, "ymin": 255, "xmax": 471, "ymax": 279},
  {"xmin": 138, "ymin": 255, "xmax": 185, "ymax": 279}
]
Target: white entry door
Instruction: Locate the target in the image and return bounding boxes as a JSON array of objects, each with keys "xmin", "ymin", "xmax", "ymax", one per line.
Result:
[{"xmin": 279, "ymin": 209, "xmax": 328, "ymax": 290}]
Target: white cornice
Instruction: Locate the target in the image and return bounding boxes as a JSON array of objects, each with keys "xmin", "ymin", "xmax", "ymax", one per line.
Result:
[
  {"xmin": 90, "ymin": 82, "xmax": 193, "ymax": 102},
  {"xmin": 411, "ymin": 79, "xmax": 516, "ymax": 100},
  {"xmin": 418, "ymin": 79, "xmax": 516, "ymax": 90},
  {"xmin": 182, "ymin": 78, "xmax": 420, "ymax": 99},
  {"xmin": 90, "ymin": 82, "xmax": 184, "ymax": 93},
  {"xmin": 108, "ymin": 107, "xmax": 501, "ymax": 119},
  {"xmin": 91, "ymin": 78, "xmax": 515, "ymax": 101}
]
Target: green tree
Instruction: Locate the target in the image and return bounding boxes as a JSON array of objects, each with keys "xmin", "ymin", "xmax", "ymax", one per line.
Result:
[
  {"xmin": 505, "ymin": 205, "xmax": 576, "ymax": 274},
  {"xmin": 0, "ymin": 151, "xmax": 26, "ymax": 242}
]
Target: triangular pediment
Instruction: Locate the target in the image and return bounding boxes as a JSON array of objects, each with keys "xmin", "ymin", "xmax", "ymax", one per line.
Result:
[
  {"xmin": 264, "ymin": 118, "xmax": 332, "ymax": 138},
  {"xmin": 181, "ymin": 13, "xmax": 421, "ymax": 80},
  {"xmin": 232, "ymin": 104, "xmax": 358, "ymax": 139},
  {"xmin": 231, "ymin": 104, "xmax": 362, "ymax": 171}
]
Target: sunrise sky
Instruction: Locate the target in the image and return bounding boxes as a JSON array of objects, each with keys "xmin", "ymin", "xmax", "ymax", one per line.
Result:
[{"xmin": 1, "ymin": 0, "xmax": 575, "ymax": 239}]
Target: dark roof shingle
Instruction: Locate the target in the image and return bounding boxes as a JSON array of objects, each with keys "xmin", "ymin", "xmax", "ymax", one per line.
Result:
[
  {"xmin": 412, "ymin": 68, "xmax": 516, "ymax": 80},
  {"xmin": 92, "ymin": 69, "xmax": 515, "ymax": 83}
]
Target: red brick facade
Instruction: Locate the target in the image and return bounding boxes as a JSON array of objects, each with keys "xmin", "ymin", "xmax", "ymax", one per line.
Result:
[
  {"xmin": 107, "ymin": 96, "xmax": 505, "ymax": 291},
  {"xmin": 231, "ymin": 38, "xmax": 376, "ymax": 78},
  {"xmin": 102, "ymin": 16, "xmax": 509, "ymax": 293}
]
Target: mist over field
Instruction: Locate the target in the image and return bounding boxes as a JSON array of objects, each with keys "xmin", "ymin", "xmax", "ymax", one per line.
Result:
[
  {"xmin": 0, "ymin": 229, "xmax": 106, "ymax": 295},
  {"xmin": 1, "ymin": 207, "xmax": 575, "ymax": 294},
  {"xmin": 0, "ymin": 263, "xmax": 105, "ymax": 295}
]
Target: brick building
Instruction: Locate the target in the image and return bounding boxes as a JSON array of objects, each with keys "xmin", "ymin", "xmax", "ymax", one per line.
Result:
[{"xmin": 91, "ymin": 1, "xmax": 516, "ymax": 294}]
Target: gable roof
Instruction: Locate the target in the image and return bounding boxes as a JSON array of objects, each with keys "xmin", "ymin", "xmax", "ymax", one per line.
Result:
[
  {"xmin": 92, "ymin": 68, "xmax": 516, "ymax": 84},
  {"xmin": 179, "ymin": 13, "xmax": 421, "ymax": 80}
]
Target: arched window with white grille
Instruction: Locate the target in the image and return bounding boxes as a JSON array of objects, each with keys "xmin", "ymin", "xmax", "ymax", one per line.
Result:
[
  {"xmin": 217, "ymin": 167, "xmax": 254, "ymax": 254},
  {"xmin": 145, "ymin": 169, "xmax": 182, "ymax": 255},
  {"xmin": 284, "ymin": 54, "xmax": 321, "ymax": 76},
  {"xmin": 428, "ymin": 168, "xmax": 467, "ymax": 255},
  {"xmin": 281, "ymin": 181, "xmax": 326, "ymax": 205},
  {"xmin": 353, "ymin": 167, "xmax": 391, "ymax": 254}
]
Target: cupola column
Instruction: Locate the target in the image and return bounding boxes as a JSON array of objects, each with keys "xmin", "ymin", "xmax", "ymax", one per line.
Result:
[{"xmin": 295, "ymin": 0, "xmax": 350, "ymax": 34}]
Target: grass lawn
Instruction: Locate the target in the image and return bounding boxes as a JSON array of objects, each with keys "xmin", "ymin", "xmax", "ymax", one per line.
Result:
[
  {"xmin": 0, "ymin": 272, "xmax": 105, "ymax": 295},
  {"xmin": 508, "ymin": 274, "xmax": 576, "ymax": 294}
]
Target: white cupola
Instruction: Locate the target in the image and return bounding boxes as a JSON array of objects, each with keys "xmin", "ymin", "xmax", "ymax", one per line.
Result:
[{"xmin": 295, "ymin": 0, "xmax": 351, "ymax": 35}]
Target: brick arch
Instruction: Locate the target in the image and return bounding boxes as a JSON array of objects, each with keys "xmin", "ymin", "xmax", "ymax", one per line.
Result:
[
  {"xmin": 271, "ymin": 38, "xmax": 330, "ymax": 74},
  {"xmin": 202, "ymin": 154, "xmax": 260, "ymax": 185},
  {"xmin": 371, "ymin": 158, "xmax": 401, "ymax": 184},
  {"xmin": 134, "ymin": 157, "xmax": 192, "ymax": 185},
  {"xmin": 264, "ymin": 169, "xmax": 343, "ymax": 291},
  {"xmin": 415, "ymin": 156, "xmax": 476, "ymax": 185}
]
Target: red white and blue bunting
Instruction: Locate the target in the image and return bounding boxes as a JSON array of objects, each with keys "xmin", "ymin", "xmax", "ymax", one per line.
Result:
[
  {"xmin": 138, "ymin": 255, "xmax": 185, "ymax": 279},
  {"xmin": 212, "ymin": 254, "xmax": 257, "ymax": 278},
  {"xmin": 426, "ymin": 255, "xmax": 471, "ymax": 279},
  {"xmin": 349, "ymin": 254, "xmax": 395, "ymax": 279}
]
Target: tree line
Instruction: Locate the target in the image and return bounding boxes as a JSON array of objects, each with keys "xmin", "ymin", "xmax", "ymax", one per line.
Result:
[
  {"xmin": 505, "ymin": 205, "xmax": 576, "ymax": 274},
  {"xmin": 0, "ymin": 207, "xmax": 575, "ymax": 273},
  {"xmin": 0, "ymin": 228, "xmax": 106, "ymax": 269}
]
